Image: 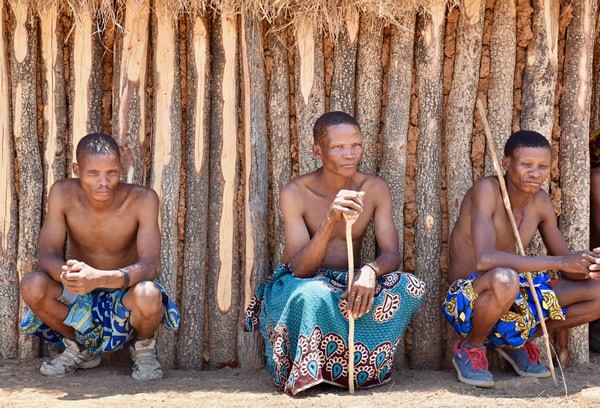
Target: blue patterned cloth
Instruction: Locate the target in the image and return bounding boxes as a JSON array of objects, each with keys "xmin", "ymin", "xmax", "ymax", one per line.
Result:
[
  {"xmin": 20, "ymin": 280, "xmax": 179, "ymax": 354},
  {"xmin": 245, "ymin": 263, "xmax": 426, "ymax": 395},
  {"xmin": 442, "ymin": 271, "xmax": 565, "ymax": 349}
]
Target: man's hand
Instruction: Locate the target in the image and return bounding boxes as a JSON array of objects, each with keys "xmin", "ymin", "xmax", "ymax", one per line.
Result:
[
  {"xmin": 560, "ymin": 250, "xmax": 600, "ymax": 279},
  {"xmin": 328, "ymin": 190, "xmax": 366, "ymax": 223},
  {"xmin": 60, "ymin": 259, "xmax": 102, "ymax": 294},
  {"xmin": 342, "ymin": 267, "xmax": 377, "ymax": 318}
]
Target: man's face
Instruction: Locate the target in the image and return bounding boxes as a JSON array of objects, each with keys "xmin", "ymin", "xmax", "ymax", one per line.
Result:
[
  {"xmin": 313, "ymin": 124, "xmax": 363, "ymax": 176},
  {"xmin": 502, "ymin": 147, "xmax": 551, "ymax": 194},
  {"xmin": 73, "ymin": 153, "xmax": 121, "ymax": 202}
]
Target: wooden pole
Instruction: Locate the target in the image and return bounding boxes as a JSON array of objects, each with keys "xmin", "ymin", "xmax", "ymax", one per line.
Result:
[
  {"xmin": 344, "ymin": 213, "xmax": 358, "ymax": 394},
  {"xmin": 476, "ymin": 98, "xmax": 557, "ymax": 386}
]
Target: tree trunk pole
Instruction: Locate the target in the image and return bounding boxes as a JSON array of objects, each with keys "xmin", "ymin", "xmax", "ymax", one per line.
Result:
[
  {"xmin": 294, "ymin": 18, "xmax": 325, "ymax": 175},
  {"xmin": 559, "ymin": 0, "xmax": 598, "ymax": 365},
  {"xmin": 330, "ymin": 6, "xmax": 359, "ymax": 115},
  {"xmin": 70, "ymin": 6, "xmax": 103, "ymax": 160},
  {"xmin": 520, "ymin": 0, "xmax": 559, "ymax": 138},
  {"xmin": 9, "ymin": 1, "xmax": 41, "ymax": 359},
  {"xmin": 0, "ymin": 0, "xmax": 19, "ymax": 359},
  {"xmin": 485, "ymin": 0, "xmax": 516, "ymax": 176},
  {"xmin": 39, "ymin": 4, "xmax": 67, "ymax": 205},
  {"xmin": 267, "ymin": 19, "xmax": 291, "ymax": 266},
  {"xmin": 238, "ymin": 12, "xmax": 269, "ymax": 369},
  {"xmin": 207, "ymin": 5, "xmax": 240, "ymax": 369},
  {"xmin": 380, "ymin": 13, "xmax": 416, "ymax": 368},
  {"xmin": 112, "ymin": 0, "xmax": 150, "ymax": 185},
  {"xmin": 177, "ymin": 11, "xmax": 211, "ymax": 370},
  {"xmin": 151, "ymin": 2, "xmax": 182, "ymax": 369},
  {"xmin": 411, "ymin": 5, "xmax": 445, "ymax": 370}
]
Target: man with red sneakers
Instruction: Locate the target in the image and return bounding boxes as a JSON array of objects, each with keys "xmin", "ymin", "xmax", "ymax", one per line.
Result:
[{"xmin": 443, "ymin": 130, "xmax": 600, "ymax": 387}]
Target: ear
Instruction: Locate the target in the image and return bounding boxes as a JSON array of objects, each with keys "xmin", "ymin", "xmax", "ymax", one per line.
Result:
[
  {"xmin": 312, "ymin": 143, "xmax": 322, "ymax": 161},
  {"xmin": 501, "ymin": 156, "xmax": 509, "ymax": 172},
  {"xmin": 72, "ymin": 162, "xmax": 80, "ymax": 177}
]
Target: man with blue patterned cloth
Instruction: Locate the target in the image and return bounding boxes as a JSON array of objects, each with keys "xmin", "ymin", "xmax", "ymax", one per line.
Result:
[
  {"xmin": 19, "ymin": 133, "xmax": 179, "ymax": 380},
  {"xmin": 245, "ymin": 112, "xmax": 425, "ymax": 394}
]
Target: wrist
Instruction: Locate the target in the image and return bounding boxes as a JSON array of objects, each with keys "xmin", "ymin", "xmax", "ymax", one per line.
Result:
[
  {"xmin": 119, "ymin": 268, "xmax": 131, "ymax": 289},
  {"xmin": 364, "ymin": 263, "xmax": 378, "ymax": 278}
]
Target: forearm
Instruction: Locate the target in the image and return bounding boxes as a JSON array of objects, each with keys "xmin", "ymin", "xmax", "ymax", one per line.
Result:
[
  {"xmin": 38, "ymin": 254, "xmax": 67, "ymax": 282},
  {"xmin": 97, "ymin": 260, "xmax": 159, "ymax": 289},
  {"xmin": 476, "ymin": 251, "xmax": 564, "ymax": 273},
  {"xmin": 368, "ymin": 251, "xmax": 402, "ymax": 278},
  {"xmin": 290, "ymin": 217, "xmax": 337, "ymax": 278}
]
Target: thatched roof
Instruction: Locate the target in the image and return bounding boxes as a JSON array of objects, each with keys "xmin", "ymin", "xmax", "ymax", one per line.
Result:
[{"xmin": 29, "ymin": 0, "xmax": 460, "ymax": 36}]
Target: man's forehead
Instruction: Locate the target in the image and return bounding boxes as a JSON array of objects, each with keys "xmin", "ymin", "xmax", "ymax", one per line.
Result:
[
  {"xmin": 322, "ymin": 124, "xmax": 362, "ymax": 142},
  {"xmin": 78, "ymin": 153, "xmax": 120, "ymax": 167},
  {"xmin": 510, "ymin": 146, "xmax": 551, "ymax": 160}
]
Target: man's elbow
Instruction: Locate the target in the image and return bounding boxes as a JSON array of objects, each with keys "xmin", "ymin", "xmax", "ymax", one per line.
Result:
[{"xmin": 475, "ymin": 254, "xmax": 493, "ymax": 273}]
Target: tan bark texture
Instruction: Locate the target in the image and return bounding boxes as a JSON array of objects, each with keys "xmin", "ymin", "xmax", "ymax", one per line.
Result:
[
  {"xmin": 39, "ymin": 5, "xmax": 67, "ymax": 205},
  {"xmin": 329, "ymin": 7, "xmax": 358, "ymax": 115},
  {"xmin": 559, "ymin": 0, "xmax": 598, "ymax": 365},
  {"xmin": 151, "ymin": 4, "xmax": 182, "ymax": 370},
  {"xmin": 379, "ymin": 14, "xmax": 416, "ymax": 368},
  {"xmin": 0, "ymin": 0, "xmax": 19, "ymax": 359},
  {"xmin": 9, "ymin": 1, "xmax": 41, "ymax": 358},
  {"xmin": 207, "ymin": 9, "xmax": 240, "ymax": 369},
  {"xmin": 411, "ymin": 7, "xmax": 445, "ymax": 370},
  {"xmin": 238, "ymin": 14, "xmax": 268, "ymax": 369},
  {"xmin": 267, "ymin": 20, "xmax": 291, "ymax": 266},
  {"xmin": 112, "ymin": 0, "xmax": 150, "ymax": 185},
  {"xmin": 294, "ymin": 19, "xmax": 325, "ymax": 175},
  {"xmin": 69, "ymin": 7, "xmax": 104, "ymax": 160},
  {"xmin": 485, "ymin": 0, "xmax": 516, "ymax": 175},
  {"xmin": 445, "ymin": 0, "xmax": 485, "ymax": 234},
  {"xmin": 520, "ymin": 0, "xmax": 559, "ymax": 138},
  {"xmin": 177, "ymin": 12, "xmax": 210, "ymax": 370}
]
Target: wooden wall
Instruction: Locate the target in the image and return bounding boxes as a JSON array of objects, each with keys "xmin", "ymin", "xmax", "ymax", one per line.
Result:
[{"xmin": 0, "ymin": 0, "xmax": 598, "ymax": 369}]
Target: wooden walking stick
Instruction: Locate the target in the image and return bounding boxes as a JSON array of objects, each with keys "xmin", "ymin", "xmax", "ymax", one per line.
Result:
[
  {"xmin": 344, "ymin": 213, "xmax": 359, "ymax": 394},
  {"xmin": 476, "ymin": 98, "xmax": 557, "ymax": 386}
]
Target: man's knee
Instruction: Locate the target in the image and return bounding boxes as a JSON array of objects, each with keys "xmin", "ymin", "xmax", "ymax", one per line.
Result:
[
  {"xmin": 20, "ymin": 272, "xmax": 53, "ymax": 306},
  {"xmin": 128, "ymin": 281, "xmax": 162, "ymax": 314},
  {"xmin": 488, "ymin": 267, "xmax": 519, "ymax": 299}
]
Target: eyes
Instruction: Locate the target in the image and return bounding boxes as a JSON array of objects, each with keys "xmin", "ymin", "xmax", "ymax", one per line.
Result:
[
  {"xmin": 330, "ymin": 143, "xmax": 362, "ymax": 150},
  {"xmin": 521, "ymin": 162, "xmax": 549, "ymax": 170},
  {"xmin": 87, "ymin": 170, "xmax": 118, "ymax": 176}
]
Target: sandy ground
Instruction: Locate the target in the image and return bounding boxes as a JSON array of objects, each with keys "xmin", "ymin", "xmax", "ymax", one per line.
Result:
[{"xmin": 2, "ymin": 352, "xmax": 600, "ymax": 408}]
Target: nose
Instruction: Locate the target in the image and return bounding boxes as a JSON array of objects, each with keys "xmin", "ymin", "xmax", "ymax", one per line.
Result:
[
  {"xmin": 342, "ymin": 147, "xmax": 356, "ymax": 158},
  {"xmin": 98, "ymin": 174, "xmax": 108, "ymax": 186}
]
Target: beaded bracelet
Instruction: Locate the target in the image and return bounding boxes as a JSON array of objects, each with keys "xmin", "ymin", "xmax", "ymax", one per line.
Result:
[{"xmin": 119, "ymin": 268, "xmax": 131, "ymax": 289}]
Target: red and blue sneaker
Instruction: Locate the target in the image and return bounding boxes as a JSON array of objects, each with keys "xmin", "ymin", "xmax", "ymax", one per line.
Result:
[
  {"xmin": 496, "ymin": 341, "xmax": 551, "ymax": 378},
  {"xmin": 452, "ymin": 339, "xmax": 495, "ymax": 387}
]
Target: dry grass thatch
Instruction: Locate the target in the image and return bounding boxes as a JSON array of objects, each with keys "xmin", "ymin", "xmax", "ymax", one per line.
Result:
[{"xmin": 28, "ymin": 0, "xmax": 462, "ymax": 34}]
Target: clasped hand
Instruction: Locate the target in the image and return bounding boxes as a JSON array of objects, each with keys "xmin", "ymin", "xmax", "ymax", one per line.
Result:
[
  {"xmin": 562, "ymin": 248, "xmax": 600, "ymax": 279},
  {"xmin": 60, "ymin": 259, "xmax": 100, "ymax": 294},
  {"xmin": 342, "ymin": 267, "xmax": 377, "ymax": 319},
  {"xmin": 329, "ymin": 190, "xmax": 366, "ymax": 222}
]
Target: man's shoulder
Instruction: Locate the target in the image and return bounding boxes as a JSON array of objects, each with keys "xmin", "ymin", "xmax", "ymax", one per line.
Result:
[
  {"xmin": 49, "ymin": 178, "xmax": 79, "ymax": 197},
  {"xmin": 121, "ymin": 183, "xmax": 159, "ymax": 204}
]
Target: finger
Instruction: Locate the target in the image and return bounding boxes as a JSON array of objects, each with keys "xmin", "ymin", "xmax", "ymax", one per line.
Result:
[
  {"xmin": 352, "ymin": 294, "xmax": 363, "ymax": 317},
  {"xmin": 593, "ymin": 247, "xmax": 600, "ymax": 254},
  {"xmin": 366, "ymin": 295, "xmax": 375, "ymax": 315},
  {"xmin": 589, "ymin": 271, "xmax": 600, "ymax": 280},
  {"xmin": 336, "ymin": 199, "xmax": 363, "ymax": 212},
  {"xmin": 589, "ymin": 264, "xmax": 600, "ymax": 271},
  {"xmin": 358, "ymin": 294, "xmax": 370, "ymax": 317},
  {"xmin": 66, "ymin": 259, "xmax": 79, "ymax": 266}
]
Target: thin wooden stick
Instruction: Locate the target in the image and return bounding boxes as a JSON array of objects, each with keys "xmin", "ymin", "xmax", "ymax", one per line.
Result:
[
  {"xmin": 476, "ymin": 98, "xmax": 557, "ymax": 386},
  {"xmin": 344, "ymin": 213, "xmax": 358, "ymax": 394}
]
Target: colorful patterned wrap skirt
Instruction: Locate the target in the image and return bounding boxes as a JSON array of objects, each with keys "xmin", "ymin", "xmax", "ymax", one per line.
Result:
[
  {"xmin": 20, "ymin": 280, "xmax": 180, "ymax": 354},
  {"xmin": 244, "ymin": 263, "xmax": 426, "ymax": 395},
  {"xmin": 442, "ymin": 271, "xmax": 565, "ymax": 349}
]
